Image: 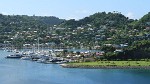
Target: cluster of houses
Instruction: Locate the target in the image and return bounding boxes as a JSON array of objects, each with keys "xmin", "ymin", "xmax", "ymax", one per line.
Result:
[{"xmin": 1, "ymin": 22, "xmax": 150, "ymax": 52}]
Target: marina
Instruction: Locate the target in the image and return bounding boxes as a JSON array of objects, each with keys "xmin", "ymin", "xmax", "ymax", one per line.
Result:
[
  {"xmin": 0, "ymin": 50, "xmax": 150, "ymax": 84},
  {"xmin": 5, "ymin": 49, "xmax": 69, "ymax": 64}
]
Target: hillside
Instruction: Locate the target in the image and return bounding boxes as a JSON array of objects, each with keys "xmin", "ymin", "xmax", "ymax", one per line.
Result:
[
  {"xmin": 0, "ymin": 14, "xmax": 64, "ymax": 33},
  {"xmin": 32, "ymin": 16, "xmax": 64, "ymax": 25},
  {"xmin": 0, "ymin": 12, "xmax": 149, "ymax": 50},
  {"xmin": 60, "ymin": 12, "xmax": 130, "ymax": 28},
  {"xmin": 0, "ymin": 14, "xmax": 64, "ymax": 44},
  {"xmin": 138, "ymin": 12, "xmax": 150, "ymax": 24}
]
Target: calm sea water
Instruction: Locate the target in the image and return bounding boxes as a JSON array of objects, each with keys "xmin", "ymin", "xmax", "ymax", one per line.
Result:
[{"xmin": 0, "ymin": 50, "xmax": 150, "ymax": 84}]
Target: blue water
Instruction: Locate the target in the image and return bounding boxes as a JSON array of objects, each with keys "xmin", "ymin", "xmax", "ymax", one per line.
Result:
[{"xmin": 0, "ymin": 50, "xmax": 150, "ymax": 84}]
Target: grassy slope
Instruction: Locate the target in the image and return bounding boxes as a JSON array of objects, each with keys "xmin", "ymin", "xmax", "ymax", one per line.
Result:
[{"xmin": 69, "ymin": 61, "xmax": 150, "ymax": 66}]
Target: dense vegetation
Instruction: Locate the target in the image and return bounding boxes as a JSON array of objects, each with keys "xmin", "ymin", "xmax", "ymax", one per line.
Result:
[
  {"xmin": 0, "ymin": 12, "xmax": 149, "ymax": 60},
  {"xmin": 61, "ymin": 12, "xmax": 129, "ymax": 28},
  {"xmin": 101, "ymin": 40, "xmax": 150, "ymax": 60}
]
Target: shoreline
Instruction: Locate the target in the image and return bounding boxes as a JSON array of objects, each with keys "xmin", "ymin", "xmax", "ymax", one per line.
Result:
[{"xmin": 60, "ymin": 64, "xmax": 150, "ymax": 69}]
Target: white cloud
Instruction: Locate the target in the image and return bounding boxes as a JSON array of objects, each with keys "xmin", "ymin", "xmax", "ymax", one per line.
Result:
[
  {"xmin": 66, "ymin": 15, "xmax": 79, "ymax": 20},
  {"xmin": 126, "ymin": 12, "xmax": 134, "ymax": 19},
  {"xmin": 65, "ymin": 10, "xmax": 91, "ymax": 20},
  {"xmin": 41, "ymin": 13, "xmax": 53, "ymax": 16},
  {"xmin": 34, "ymin": 11, "xmax": 54, "ymax": 16},
  {"xmin": 1, "ymin": 12, "xmax": 9, "ymax": 15}
]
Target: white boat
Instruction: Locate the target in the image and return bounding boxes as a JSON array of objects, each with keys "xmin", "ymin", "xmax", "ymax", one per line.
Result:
[
  {"xmin": 37, "ymin": 58, "xmax": 46, "ymax": 63},
  {"xmin": 21, "ymin": 56, "xmax": 31, "ymax": 60},
  {"xmin": 6, "ymin": 54, "xmax": 22, "ymax": 58},
  {"xmin": 55, "ymin": 61, "xmax": 67, "ymax": 64}
]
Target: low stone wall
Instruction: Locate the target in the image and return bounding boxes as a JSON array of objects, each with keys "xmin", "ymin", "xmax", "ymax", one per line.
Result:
[{"xmin": 60, "ymin": 64, "xmax": 150, "ymax": 69}]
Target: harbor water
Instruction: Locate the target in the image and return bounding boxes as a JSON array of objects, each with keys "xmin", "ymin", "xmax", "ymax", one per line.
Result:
[{"xmin": 0, "ymin": 50, "xmax": 150, "ymax": 84}]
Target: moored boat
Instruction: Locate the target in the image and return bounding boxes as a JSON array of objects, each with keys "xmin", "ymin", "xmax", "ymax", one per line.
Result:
[
  {"xmin": 21, "ymin": 56, "xmax": 31, "ymax": 60},
  {"xmin": 6, "ymin": 54, "xmax": 23, "ymax": 58}
]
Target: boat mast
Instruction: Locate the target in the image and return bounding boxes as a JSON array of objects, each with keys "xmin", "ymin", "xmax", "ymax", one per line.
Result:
[{"xmin": 38, "ymin": 37, "xmax": 40, "ymax": 52}]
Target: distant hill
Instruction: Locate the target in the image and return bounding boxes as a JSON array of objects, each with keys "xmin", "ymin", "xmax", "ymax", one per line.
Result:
[
  {"xmin": 60, "ymin": 12, "xmax": 130, "ymax": 28},
  {"xmin": 139, "ymin": 12, "xmax": 150, "ymax": 24},
  {"xmin": 32, "ymin": 16, "xmax": 65, "ymax": 25},
  {"xmin": 0, "ymin": 14, "xmax": 64, "ymax": 33},
  {"xmin": 132, "ymin": 12, "xmax": 150, "ymax": 29}
]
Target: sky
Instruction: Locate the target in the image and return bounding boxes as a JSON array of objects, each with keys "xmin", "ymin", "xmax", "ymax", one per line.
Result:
[{"xmin": 0, "ymin": 0, "xmax": 150, "ymax": 20}]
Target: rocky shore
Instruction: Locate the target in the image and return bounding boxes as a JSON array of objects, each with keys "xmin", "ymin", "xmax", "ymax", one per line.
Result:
[{"xmin": 60, "ymin": 64, "xmax": 150, "ymax": 69}]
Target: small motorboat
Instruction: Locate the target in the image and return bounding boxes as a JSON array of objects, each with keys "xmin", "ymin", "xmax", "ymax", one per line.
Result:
[{"xmin": 6, "ymin": 54, "xmax": 23, "ymax": 58}]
